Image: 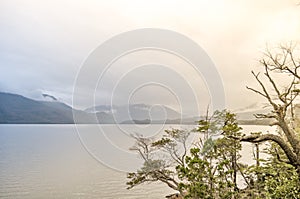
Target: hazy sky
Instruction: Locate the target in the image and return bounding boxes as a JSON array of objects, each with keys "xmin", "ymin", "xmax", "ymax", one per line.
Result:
[{"xmin": 1, "ymin": 0, "xmax": 300, "ymax": 114}]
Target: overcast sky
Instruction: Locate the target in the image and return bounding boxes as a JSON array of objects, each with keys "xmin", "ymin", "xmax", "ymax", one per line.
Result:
[{"xmin": 1, "ymin": 0, "xmax": 300, "ymax": 114}]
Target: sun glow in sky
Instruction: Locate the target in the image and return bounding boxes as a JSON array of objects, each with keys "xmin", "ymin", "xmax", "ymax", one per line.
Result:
[{"xmin": 0, "ymin": 0, "xmax": 300, "ymax": 113}]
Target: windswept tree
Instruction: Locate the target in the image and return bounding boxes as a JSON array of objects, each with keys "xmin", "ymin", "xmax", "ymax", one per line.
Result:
[
  {"xmin": 177, "ymin": 110, "xmax": 245, "ymax": 199},
  {"xmin": 242, "ymin": 43, "xmax": 300, "ymax": 178},
  {"xmin": 127, "ymin": 110, "xmax": 246, "ymax": 198},
  {"xmin": 126, "ymin": 128, "xmax": 191, "ymax": 195}
]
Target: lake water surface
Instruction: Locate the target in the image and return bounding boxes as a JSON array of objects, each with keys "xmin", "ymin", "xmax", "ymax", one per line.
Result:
[{"xmin": 0, "ymin": 125, "xmax": 275, "ymax": 198}]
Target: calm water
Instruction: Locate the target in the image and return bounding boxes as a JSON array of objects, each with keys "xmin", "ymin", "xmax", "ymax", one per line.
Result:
[{"xmin": 0, "ymin": 125, "xmax": 275, "ymax": 198}]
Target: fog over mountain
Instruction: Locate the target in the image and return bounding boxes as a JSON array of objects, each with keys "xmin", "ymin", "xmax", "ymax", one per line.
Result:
[
  {"xmin": 0, "ymin": 92, "xmax": 273, "ymax": 125},
  {"xmin": 1, "ymin": 0, "xmax": 300, "ymax": 113},
  {"xmin": 0, "ymin": 92, "xmax": 183, "ymax": 124}
]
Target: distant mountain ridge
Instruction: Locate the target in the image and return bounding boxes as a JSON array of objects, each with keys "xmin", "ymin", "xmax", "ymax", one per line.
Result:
[
  {"xmin": 0, "ymin": 92, "xmax": 92, "ymax": 123},
  {"xmin": 0, "ymin": 92, "xmax": 185, "ymax": 124},
  {"xmin": 0, "ymin": 92, "xmax": 73, "ymax": 123},
  {"xmin": 0, "ymin": 92, "xmax": 276, "ymax": 125},
  {"xmin": 85, "ymin": 103, "xmax": 181, "ymax": 122}
]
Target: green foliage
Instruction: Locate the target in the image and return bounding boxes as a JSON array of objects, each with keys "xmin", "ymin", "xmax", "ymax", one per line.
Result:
[
  {"xmin": 152, "ymin": 137, "xmax": 173, "ymax": 147},
  {"xmin": 177, "ymin": 110, "xmax": 243, "ymax": 198},
  {"xmin": 126, "ymin": 128, "xmax": 191, "ymax": 192},
  {"xmin": 177, "ymin": 154, "xmax": 212, "ymax": 199},
  {"xmin": 245, "ymin": 142, "xmax": 300, "ymax": 198},
  {"xmin": 127, "ymin": 109, "xmax": 300, "ymax": 198},
  {"xmin": 264, "ymin": 161, "xmax": 300, "ymax": 198},
  {"xmin": 126, "ymin": 159, "xmax": 175, "ymax": 189}
]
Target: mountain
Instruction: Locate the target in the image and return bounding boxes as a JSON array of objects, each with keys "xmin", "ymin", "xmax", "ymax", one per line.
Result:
[
  {"xmin": 234, "ymin": 102, "xmax": 274, "ymax": 125},
  {"xmin": 0, "ymin": 92, "xmax": 182, "ymax": 124},
  {"xmin": 0, "ymin": 92, "xmax": 74, "ymax": 123},
  {"xmin": 234, "ymin": 102, "xmax": 272, "ymax": 120},
  {"xmin": 0, "ymin": 92, "xmax": 279, "ymax": 125},
  {"xmin": 0, "ymin": 92, "xmax": 98, "ymax": 124},
  {"xmin": 85, "ymin": 103, "xmax": 181, "ymax": 123}
]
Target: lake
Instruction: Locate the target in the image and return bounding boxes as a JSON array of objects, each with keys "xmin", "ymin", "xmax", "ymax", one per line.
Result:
[{"xmin": 0, "ymin": 124, "xmax": 276, "ymax": 198}]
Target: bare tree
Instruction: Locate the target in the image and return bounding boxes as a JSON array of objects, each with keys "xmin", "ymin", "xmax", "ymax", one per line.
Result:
[{"xmin": 243, "ymin": 43, "xmax": 300, "ymax": 177}]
